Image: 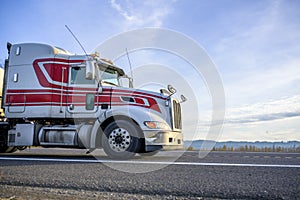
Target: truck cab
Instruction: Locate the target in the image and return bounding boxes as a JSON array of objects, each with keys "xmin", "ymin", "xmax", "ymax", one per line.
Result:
[{"xmin": 0, "ymin": 43, "xmax": 184, "ymax": 159}]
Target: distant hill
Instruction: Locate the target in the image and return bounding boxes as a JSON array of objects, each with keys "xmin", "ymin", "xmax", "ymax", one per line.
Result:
[{"xmin": 184, "ymin": 140, "xmax": 300, "ymax": 151}]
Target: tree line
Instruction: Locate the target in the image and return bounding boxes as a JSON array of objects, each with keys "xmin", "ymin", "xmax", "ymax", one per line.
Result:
[
  {"xmin": 212, "ymin": 144, "xmax": 300, "ymax": 152},
  {"xmin": 186, "ymin": 144, "xmax": 300, "ymax": 152}
]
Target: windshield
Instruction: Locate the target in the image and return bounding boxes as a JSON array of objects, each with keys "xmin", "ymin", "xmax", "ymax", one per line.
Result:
[{"xmin": 100, "ymin": 68, "xmax": 119, "ymax": 86}]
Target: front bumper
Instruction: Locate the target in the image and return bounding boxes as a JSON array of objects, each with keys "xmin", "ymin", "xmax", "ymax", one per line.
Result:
[{"xmin": 143, "ymin": 130, "xmax": 183, "ymax": 149}]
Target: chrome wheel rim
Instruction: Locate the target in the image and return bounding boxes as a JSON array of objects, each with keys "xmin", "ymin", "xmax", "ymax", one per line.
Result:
[{"xmin": 108, "ymin": 128, "xmax": 131, "ymax": 152}]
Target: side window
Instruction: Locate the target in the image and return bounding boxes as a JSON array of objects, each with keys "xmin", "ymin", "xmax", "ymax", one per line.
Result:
[
  {"xmin": 70, "ymin": 66, "xmax": 95, "ymax": 85},
  {"xmin": 15, "ymin": 46, "xmax": 21, "ymax": 55}
]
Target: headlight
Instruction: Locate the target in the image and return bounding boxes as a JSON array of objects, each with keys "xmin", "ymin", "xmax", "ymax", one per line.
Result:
[{"xmin": 144, "ymin": 121, "xmax": 170, "ymax": 130}]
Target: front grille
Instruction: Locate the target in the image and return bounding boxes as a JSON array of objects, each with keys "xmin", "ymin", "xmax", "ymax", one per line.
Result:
[{"xmin": 172, "ymin": 100, "xmax": 182, "ymax": 129}]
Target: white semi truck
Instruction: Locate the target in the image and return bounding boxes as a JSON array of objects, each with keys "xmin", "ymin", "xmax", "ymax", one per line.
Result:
[{"xmin": 0, "ymin": 42, "xmax": 184, "ymax": 159}]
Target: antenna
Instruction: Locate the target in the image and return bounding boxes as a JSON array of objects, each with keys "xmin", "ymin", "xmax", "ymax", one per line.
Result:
[
  {"xmin": 65, "ymin": 25, "xmax": 88, "ymax": 56},
  {"xmin": 125, "ymin": 48, "xmax": 134, "ymax": 79}
]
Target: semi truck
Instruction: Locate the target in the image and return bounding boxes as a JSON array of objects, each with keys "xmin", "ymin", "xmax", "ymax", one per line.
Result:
[{"xmin": 0, "ymin": 42, "xmax": 184, "ymax": 159}]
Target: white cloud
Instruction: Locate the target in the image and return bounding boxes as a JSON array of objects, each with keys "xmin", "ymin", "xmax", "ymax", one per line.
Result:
[
  {"xmin": 110, "ymin": 0, "xmax": 174, "ymax": 29},
  {"xmin": 207, "ymin": 0, "xmax": 300, "ymax": 105},
  {"xmin": 198, "ymin": 94, "xmax": 300, "ymax": 126},
  {"xmin": 213, "ymin": 0, "xmax": 300, "ymax": 69},
  {"xmin": 215, "ymin": 0, "xmax": 285, "ymax": 54},
  {"xmin": 192, "ymin": 94, "xmax": 300, "ymax": 141},
  {"xmin": 226, "ymin": 94, "xmax": 300, "ymax": 124},
  {"xmin": 219, "ymin": 116, "xmax": 300, "ymax": 142},
  {"xmin": 223, "ymin": 58, "xmax": 300, "ymax": 105}
]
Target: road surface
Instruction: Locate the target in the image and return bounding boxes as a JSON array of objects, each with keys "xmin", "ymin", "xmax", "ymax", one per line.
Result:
[{"xmin": 0, "ymin": 148, "xmax": 299, "ymax": 199}]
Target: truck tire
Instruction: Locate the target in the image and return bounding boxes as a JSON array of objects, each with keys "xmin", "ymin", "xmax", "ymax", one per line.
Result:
[
  {"xmin": 0, "ymin": 130, "xmax": 17, "ymax": 153},
  {"xmin": 0, "ymin": 146, "xmax": 17, "ymax": 153},
  {"xmin": 101, "ymin": 120, "xmax": 142, "ymax": 160},
  {"xmin": 0, "ymin": 135, "xmax": 17, "ymax": 153}
]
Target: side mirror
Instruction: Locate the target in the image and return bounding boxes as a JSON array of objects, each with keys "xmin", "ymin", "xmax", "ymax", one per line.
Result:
[
  {"xmin": 128, "ymin": 77, "xmax": 134, "ymax": 88},
  {"xmin": 167, "ymin": 85, "xmax": 176, "ymax": 94},
  {"xmin": 98, "ymin": 86, "xmax": 103, "ymax": 93},
  {"xmin": 119, "ymin": 75, "xmax": 134, "ymax": 88},
  {"xmin": 86, "ymin": 61, "xmax": 95, "ymax": 80},
  {"xmin": 179, "ymin": 95, "xmax": 187, "ymax": 103}
]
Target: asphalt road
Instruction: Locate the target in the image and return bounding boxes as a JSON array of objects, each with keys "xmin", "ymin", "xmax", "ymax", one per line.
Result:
[{"xmin": 0, "ymin": 148, "xmax": 299, "ymax": 199}]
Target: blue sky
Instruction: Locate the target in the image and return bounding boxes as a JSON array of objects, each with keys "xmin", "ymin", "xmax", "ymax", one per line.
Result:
[{"xmin": 0, "ymin": 0, "xmax": 299, "ymax": 141}]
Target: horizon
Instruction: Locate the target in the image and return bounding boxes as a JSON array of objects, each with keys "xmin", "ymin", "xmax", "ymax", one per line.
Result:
[{"xmin": 185, "ymin": 139, "xmax": 300, "ymax": 142}]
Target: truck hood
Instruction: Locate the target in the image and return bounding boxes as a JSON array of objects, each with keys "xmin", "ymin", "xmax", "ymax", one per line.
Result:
[{"xmin": 103, "ymin": 86, "xmax": 167, "ymax": 100}]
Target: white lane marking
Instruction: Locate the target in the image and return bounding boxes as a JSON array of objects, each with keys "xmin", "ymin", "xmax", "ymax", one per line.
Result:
[{"xmin": 0, "ymin": 157, "xmax": 299, "ymax": 168}]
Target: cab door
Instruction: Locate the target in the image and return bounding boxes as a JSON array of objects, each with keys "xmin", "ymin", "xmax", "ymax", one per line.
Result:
[{"xmin": 66, "ymin": 63, "xmax": 99, "ymax": 118}]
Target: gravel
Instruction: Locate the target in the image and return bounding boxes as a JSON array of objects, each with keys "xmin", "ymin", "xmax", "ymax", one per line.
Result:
[{"xmin": 1, "ymin": 184, "xmax": 205, "ymax": 200}]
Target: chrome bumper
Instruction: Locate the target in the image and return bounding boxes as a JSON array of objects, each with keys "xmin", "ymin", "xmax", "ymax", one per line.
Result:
[{"xmin": 143, "ymin": 130, "xmax": 183, "ymax": 149}]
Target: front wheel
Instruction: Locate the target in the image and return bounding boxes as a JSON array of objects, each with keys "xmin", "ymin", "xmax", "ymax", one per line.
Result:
[{"xmin": 101, "ymin": 120, "xmax": 142, "ymax": 160}]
